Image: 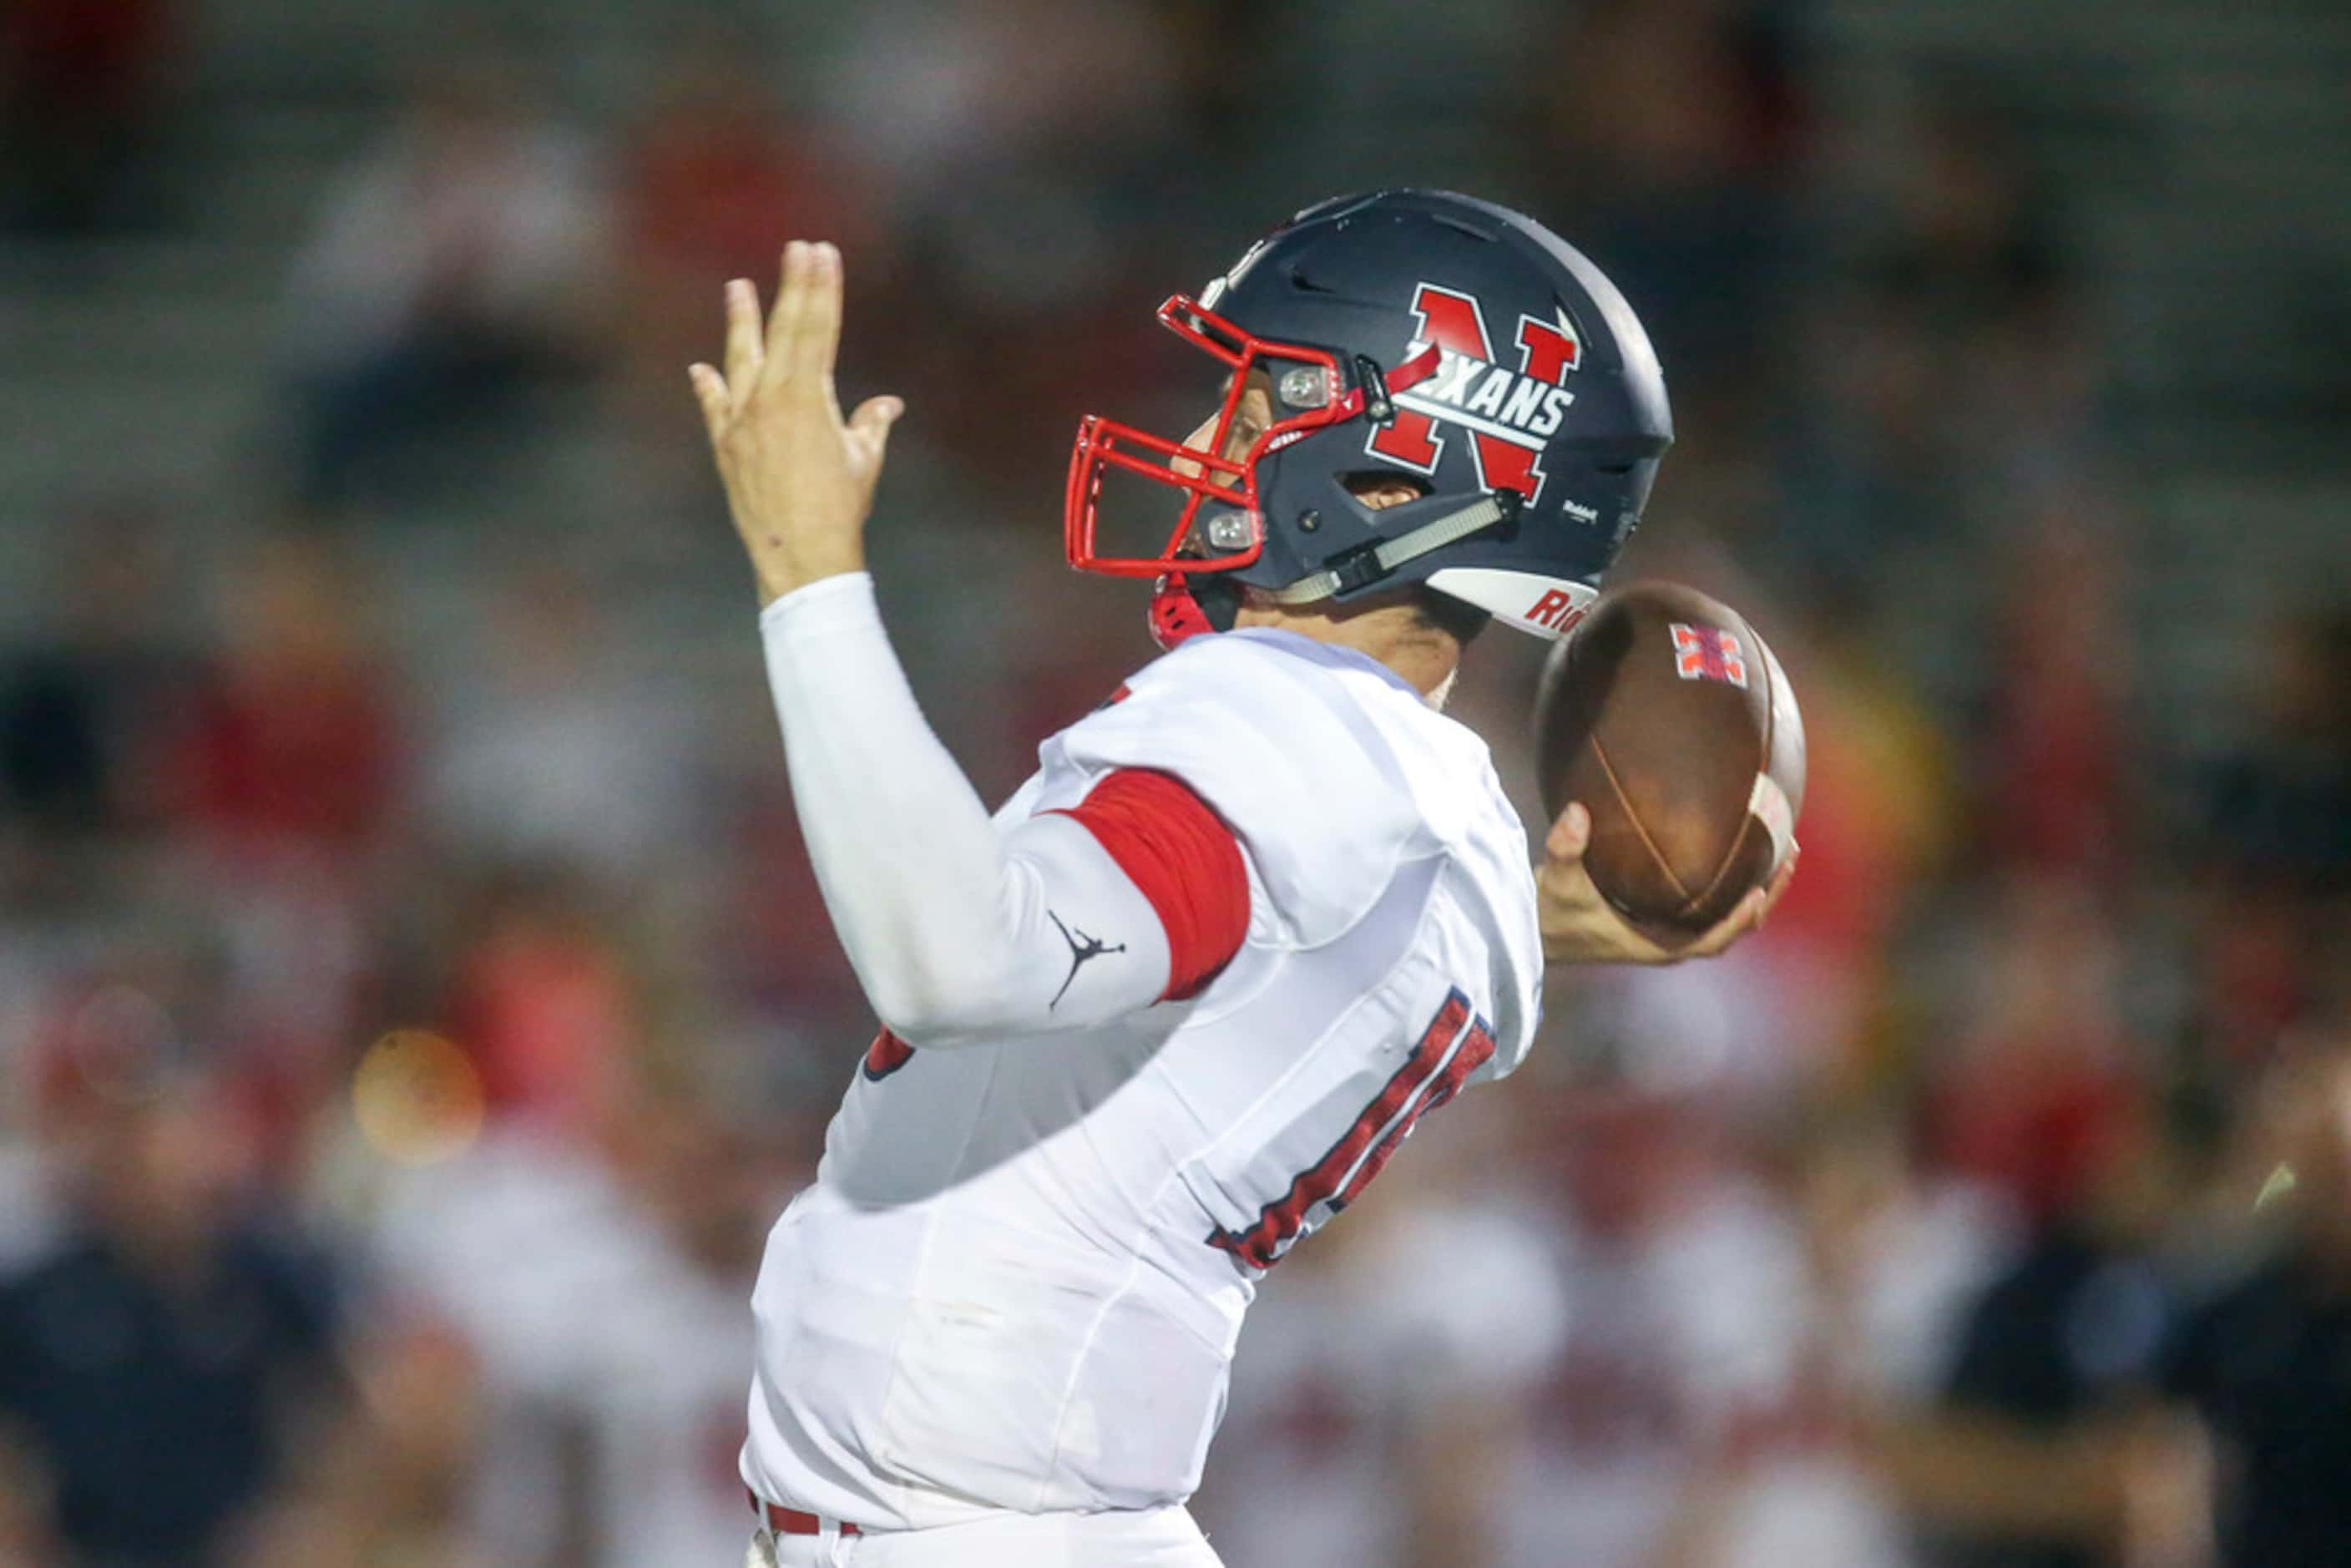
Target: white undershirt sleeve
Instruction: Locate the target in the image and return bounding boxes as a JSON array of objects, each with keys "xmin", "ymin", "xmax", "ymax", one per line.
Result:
[{"xmin": 759, "ymin": 572, "xmax": 1170, "ymax": 1047}]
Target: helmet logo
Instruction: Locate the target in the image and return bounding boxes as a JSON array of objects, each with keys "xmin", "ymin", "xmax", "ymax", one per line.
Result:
[{"xmin": 1368, "ymin": 283, "xmax": 1582, "ymax": 503}]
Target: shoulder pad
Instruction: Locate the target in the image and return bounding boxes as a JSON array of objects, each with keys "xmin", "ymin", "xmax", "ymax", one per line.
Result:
[{"xmin": 1037, "ymin": 633, "xmax": 1433, "ymax": 947}]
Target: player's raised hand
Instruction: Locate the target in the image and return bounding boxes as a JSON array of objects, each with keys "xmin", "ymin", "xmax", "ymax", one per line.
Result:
[
  {"xmin": 1536, "ymin": 802, "xmax": 1797, "ymax": 965},
  {"xmin": 690, "ymin": 241, "xmax": 905, "ymax": 606}
]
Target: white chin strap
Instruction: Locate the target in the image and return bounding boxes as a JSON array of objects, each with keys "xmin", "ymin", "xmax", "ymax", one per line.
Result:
[{"xmin": 1256, "ymin": 495, "xmax": 1514, "ymax": 606}]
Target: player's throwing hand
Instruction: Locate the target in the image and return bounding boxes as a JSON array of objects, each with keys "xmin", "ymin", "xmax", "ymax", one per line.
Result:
[
  {"xmin": 1536, "ymin": 802, "xmax": 1797, "ymax": 965},
  {"xmin": 690, "ymin": 240, "xmax": 905, "ymax": 607}
]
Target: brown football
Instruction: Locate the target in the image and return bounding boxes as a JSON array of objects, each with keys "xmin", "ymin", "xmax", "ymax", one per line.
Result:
[{"xmin": 1533, "ymin": 581, "xmax": 1805, "ymax": 946}]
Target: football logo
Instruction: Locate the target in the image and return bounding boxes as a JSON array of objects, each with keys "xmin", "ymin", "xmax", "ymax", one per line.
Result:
[
  {"xmin": 1368, "ymin": 283, "xmax": 1583, "ymax": 503},
  {"xmin": 1671, "ymin": 623, "xmax": 1749, "ymax": 688}
]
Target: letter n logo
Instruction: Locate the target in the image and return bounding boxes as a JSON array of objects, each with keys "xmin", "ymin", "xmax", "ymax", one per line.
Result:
[{"xmin": 1367, "ymin": 283, "xmax": 1581, "ymax": 503}]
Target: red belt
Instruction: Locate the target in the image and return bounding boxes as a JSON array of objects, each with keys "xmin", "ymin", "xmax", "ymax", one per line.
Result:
[{"xmin": 749, "ymin": 1489, "xmax": 861, "ymax": 1537}]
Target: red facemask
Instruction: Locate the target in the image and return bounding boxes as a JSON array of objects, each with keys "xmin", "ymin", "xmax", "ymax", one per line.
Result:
[{"xmin": 1065, "ymin": 295, "xmax": 1436, "ymax": 647}]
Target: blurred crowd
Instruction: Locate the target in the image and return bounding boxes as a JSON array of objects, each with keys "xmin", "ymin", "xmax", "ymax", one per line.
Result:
[{"xmin": 6, "ymin": 0, "xmax": 2351, "ymax": 1565}]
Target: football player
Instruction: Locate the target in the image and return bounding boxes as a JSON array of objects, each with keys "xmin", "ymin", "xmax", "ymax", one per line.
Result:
[{"xmin": 689, "ymin": 190, "xmax": 1794, "ymax": 1567}]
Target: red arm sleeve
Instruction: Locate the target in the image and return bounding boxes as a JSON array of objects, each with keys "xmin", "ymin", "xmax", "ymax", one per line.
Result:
[{"xmin": 1052, "ymin": 768, "xmax": 1250, "ymax": 1002}]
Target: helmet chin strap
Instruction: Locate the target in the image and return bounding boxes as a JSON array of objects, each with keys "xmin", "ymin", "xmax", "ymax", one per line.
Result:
[
  {"xmin": 1146, "ymin": 572, "xmax": 1236, "ymax": 649},
  {"xmin": 1256, "ymin": 493, "xmax": 1518, "ymax": 607},
  {"xmin": 1191, "ymin": 574, "xmax": 1244, "ymax": 630}
]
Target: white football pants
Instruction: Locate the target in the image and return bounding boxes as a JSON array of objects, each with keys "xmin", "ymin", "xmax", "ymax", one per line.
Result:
[{"xmin": 745, "ymin": 1505, "xmax": 1223, "ymax": 1567}]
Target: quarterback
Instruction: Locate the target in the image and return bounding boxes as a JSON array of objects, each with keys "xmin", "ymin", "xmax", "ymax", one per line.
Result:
[{"xmin": 689, "ymin": 191, "xmax": 1792, "ymax": 1567}]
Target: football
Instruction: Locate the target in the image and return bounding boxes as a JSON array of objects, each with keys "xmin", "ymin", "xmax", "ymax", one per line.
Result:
[{"xmin": 1533, "ymin": 581, "xmax": 1806, "ymax": 946}]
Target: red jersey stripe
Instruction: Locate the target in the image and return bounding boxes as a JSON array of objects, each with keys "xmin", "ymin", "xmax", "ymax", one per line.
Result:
[{"xmin": 1053, "ymin": 768, "xmax": 1249, "ymax": 1002}]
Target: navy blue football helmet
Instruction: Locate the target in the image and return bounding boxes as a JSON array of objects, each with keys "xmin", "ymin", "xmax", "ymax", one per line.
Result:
[{"xmin": 1065, "ymin": 190, "xmax": 1673, "ymax": 647}]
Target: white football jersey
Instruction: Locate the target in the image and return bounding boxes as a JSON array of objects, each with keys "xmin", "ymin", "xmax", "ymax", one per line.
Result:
[{"xmin": 742, "ymin": 627, "xmax": 1543, "ymax": 1530}]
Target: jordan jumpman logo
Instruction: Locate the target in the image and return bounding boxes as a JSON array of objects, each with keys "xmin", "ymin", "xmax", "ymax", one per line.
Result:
[{"xmin": 1047, "ymin": 910, "xmax": 1126, "ymax": 1009}]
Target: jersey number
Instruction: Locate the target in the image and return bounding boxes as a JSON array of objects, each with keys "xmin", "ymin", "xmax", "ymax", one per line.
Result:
[{"xmin": 1206, "ymin": 988, "xmax": 1494, "ymax": 1270}]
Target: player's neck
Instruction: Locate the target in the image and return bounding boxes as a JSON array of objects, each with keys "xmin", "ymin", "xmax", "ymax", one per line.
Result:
[{"xmin": 1231, "ymin": 600, "xmax": 1464, "ymax": 708}]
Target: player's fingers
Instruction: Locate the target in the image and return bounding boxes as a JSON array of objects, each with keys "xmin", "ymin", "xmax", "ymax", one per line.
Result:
[
  {"xmin": 1685, "ymin": 886, "xmax": 1767, "ymax": 959},
  {"xmin": 846, "ymin": 394, "xmax": 905, "ymax": 467},
  {"xmin": 791, "ymin": 242, "xmax": 844, "ymax": 384},
  {"xmin": 1611, "ymin": 908, "xmax": 1678, "ymax": 965},
  {"xmin": 688, "ymin": 363, "xmax": 729, "ymax": 438},
  {"xmin": 723, "ymin": 278, "xmax": 761, "ymax": 390},
  {"xmin": 1545, "ymin": 802, "xmax": 1591, "ymax": 863},
  {"xmin": 1755, "ymin": 845, "xmax": 1801, "ymax": 929},
  {"xmin": 764, "ymin": 241, "xmax": 813, "ymax": 383},
  {"xmin": 1679, "ymin": 842, "xmax": 1799, "ymax": 960}
]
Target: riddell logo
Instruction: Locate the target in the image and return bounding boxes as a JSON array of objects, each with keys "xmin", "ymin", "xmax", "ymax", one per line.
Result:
[
  {"xmin": 1369, "ymin": 283, "xmax": 1582, "ymax": 503},
  {"xmin": 1524, "ymin": 588, "xmax": 1589, "ymax": 634}
]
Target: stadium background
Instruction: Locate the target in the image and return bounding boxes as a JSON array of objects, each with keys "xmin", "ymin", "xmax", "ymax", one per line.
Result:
[{"xmin": 3, "ymin": 0, "xmax": 2350, "ymax": 1562}]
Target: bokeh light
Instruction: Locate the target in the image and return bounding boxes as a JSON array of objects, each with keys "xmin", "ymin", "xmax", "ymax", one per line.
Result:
[{"xmin": 351, "ymin": 1029, "xmax": 486, "ymax": 1166}]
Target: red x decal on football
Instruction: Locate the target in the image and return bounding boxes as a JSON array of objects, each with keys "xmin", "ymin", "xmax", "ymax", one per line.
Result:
[{"xmin": 1671, "ymin": 623, "xmax": 1749, "ymax": 688}]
